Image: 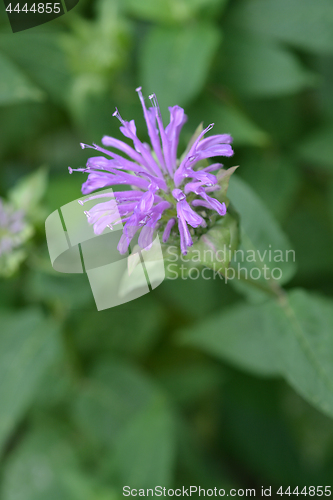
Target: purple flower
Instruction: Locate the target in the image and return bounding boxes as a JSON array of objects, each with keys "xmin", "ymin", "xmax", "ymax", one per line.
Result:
[
  {"xmin": 0, "ymin": 198, "xmax": 26, "ymax": 257},
  {"xmin": 69, "ymin": 88, "xmax": 234, "ymax": 255}
]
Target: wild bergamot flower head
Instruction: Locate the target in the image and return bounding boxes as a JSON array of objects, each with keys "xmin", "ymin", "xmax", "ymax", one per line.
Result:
[{"xmin": 69, "ymin": 87, "xmax": 234, "ymax": 255}]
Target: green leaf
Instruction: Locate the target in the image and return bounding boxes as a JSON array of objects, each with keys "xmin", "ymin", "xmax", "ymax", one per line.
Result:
[
  {"xmin": 1, "ymin": 423, "xmax": 118, "ymax": 500},
  {"xmin": 0, "ymin": 33, "xmax": 71, "ymax": 104},
  {"xmin": 330, "ymin": 182, "xmax": 333, "ymax": 228},
  {"xmin": 0, "ymin": 309, "xmax": 61, "ymax": 454},
  {"xmin": 140, "ymin": 24, "xmax": 221, "ymax": 115},
  {"xmin": 187, "ymin": 97, "xmax": 270, "ymax": 147},
  {"xmin": 124, "ymin": 0, "xmax": 225, "ymax": 24},
  {"xmin": 8, "ymin": 167, "xmax": 48, "ymax": 216},
  {"xmin": 72, "ymin": 295, "xmax": 165, "ymax": 358},
  {"xmin": 71, "ymin": 359, "xmax": 159, "ymax": 448},
  {"xmin": 240, "ymin": 154, "xmax": 300, "ymax": 222},
  {"xmin": 217, "ymin": 166, "xmax": 239, "ymax": 200},
  {"xmin": 61, "ymin": 2, "xmax": 128, "ymax": 77},
  {"xmin": 156, "ymin": 357, "xmax": 224, "ymax": 407},
  {"xmin": 229, "ymin": 0, "xmax": 333, "ymax": 55},
  {"xmin": 296, "ymin": 126, "xmax": 333, "ymax": 172},
  {"xmin": 222, "ymin": 31, "xmax": 317, "ymax": 97},
  {"xmin": 180, "ymin": 426, "xmax": 239, "ymax": 490},
  {"xmin": 0, "ymin": 51, "xmax": 44, "ymax": 106},
  {"xmin": 114, "ymin": 395, "xmax": 176, "ymax": 489},
  {"xmin": 220, "ymin": 387, "xmax": 304, "ymax": 485},
  {"xmin": 0, "ymin": 249, "xmax": 28, "ymax": 279},
  {"xmin": 61, "ymin": 1, "xmax": 129, "ymax": 119},
  {"xmin": 181, "ymin": 300, "xmax": 281, "ymax": 376},
  {"xmin": 25, "ymin": 271, "xmax": 94, "ymax": 310},
  {"xmin": 284, "ymin": 203, "xmax": 333, "ymax": 278},
  {"xmin": 242, "ymin": 94, "xmax": 303, "ymax": 143},
  {"xmin": 157, "ymin": 271, "xmax": 237, "ymax": 319},
  {"xmin": 214, "ymin": 103, "xmax": 269, "ymax": 147},
  {"xmin": 227, "ymin": 175, "xmax": 297, "ymax": 291},
  {"xmin": 71, "ymin": 359, "xmax": 176, "ymax": 488},
  {"xmin": 179, "ymin": 289, "xmax": 333, "ymax": 419}
]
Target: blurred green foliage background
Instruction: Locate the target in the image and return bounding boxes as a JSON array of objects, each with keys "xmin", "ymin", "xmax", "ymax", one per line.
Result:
[{"xmin": 1, "ymin": 0, "xmax": 333, "ymax": 497}]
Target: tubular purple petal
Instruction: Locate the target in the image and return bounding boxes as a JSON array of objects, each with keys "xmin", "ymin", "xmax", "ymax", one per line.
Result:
[
  {"xmin": 137, "ymin": 209, "xmax": 162, "ymax": 250},
  {"xmin": 165, "ymin": 105, "xmax": 187, "ymax": 169},
  {"xmin": 149, "ymin": 93, "xmax": 174, "ymax": 177},
  {"xmin": 136, "ymin": 87, "xmax": 166, "ymax": 173},
  {"xmin": 137, "ymin": 190, "xmax": 155, "ymax": 213},
  {"xmin": 177, "ymin": 199, "xmax": 206, "ymax": 228},
  {"xmin": 163, "ymin": 218, "xmax": 176, "ymax": 243},
  {"xmin": 101, "ymin": 136, "xmax": 154, "ymax": 172},
  {"xmin": 195, "ymin": 189, "xmax": 227, "ymax": 216},
  {"xmin": 184, "ymin": 181, "xmax": 204, "ymax": 195},
  {"xmin": 197, "ymin": 134, "xmax": 233, "ymax": 150},
  {"xmin": 177, "ymin": 215, "xmax": 193, "ymax": 255}
]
